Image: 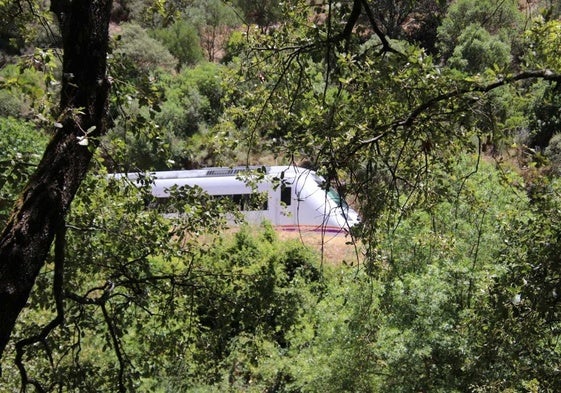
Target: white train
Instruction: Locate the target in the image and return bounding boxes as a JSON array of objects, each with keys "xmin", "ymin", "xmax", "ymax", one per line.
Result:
[{"xmin": 116, "ymin": 165, "xmax": 360, "ymax": 233}]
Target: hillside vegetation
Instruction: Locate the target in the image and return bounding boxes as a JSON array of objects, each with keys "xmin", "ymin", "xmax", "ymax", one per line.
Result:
[{"xmin": 1, "ymin": 0, "xmax": 561, "ymax": 391}]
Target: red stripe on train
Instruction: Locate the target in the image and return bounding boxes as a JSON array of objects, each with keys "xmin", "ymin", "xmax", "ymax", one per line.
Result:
[{"xmin": 276, "ymin": 225, "xmax": 347, "ymax": 234}]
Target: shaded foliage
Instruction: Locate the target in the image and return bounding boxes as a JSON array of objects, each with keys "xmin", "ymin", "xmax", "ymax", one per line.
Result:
[
  {"xmin": 0, "ymin": 117, "xmax": 48, "ymax": 226},
  {"xmin": 151, "ymin": 19, "xmax": 204, "ymax": 69},
  {"xmin": 4, "ymin": 0, "xmax": 561, "ymax": 392},
  {"xmin": 113, "ymin": 22, "xmax": 177, "ymax": 77},
  {"xmin": 437, "ymin": 0, "xmax": 523, "ymax": 63}
]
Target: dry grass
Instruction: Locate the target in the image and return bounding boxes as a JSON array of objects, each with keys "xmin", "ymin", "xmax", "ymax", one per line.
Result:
[
  {"xmin": 276, "ymin": 230, "xmax": 363, "ymax": 266},
  {"xmin": 185, "ymin": 225, "xmax": 363, "ymax": 266}
]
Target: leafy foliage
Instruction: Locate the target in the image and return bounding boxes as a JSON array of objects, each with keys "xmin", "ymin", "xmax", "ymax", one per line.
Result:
[
  {"xmin": 0, "ymin": 49, "xmax": 59, "ymax": 120},
  {"xmin": 447, "ymin": 24, "xmax": 511, "ymax": 73},
  {"xmin": 0, "ymin": 117, "xmax": 48, "ymax": 226},
  {"xmin": 156, "ymin": 62, "xmax": 225, "ymax": 138},
  {"xmin": 437, "ymin": 0, "xmax": 523, "ymax": 63},
  {"xmin": 104, "ymin": 61, "xmax": 226, "ymax": 170},
  {"xmin": 113, "ymin": 22, "xmax": 177, "ymax": 77},
  {"xmin": 476, "ymin": 177, "xmax": 561, "ymax": 391},
  {"xmin": 151, "ymin": 19, "xmax": 204, "ymax": 69},
  {"xmin": 522, "ymin": 19, "xmax": 561, "ymax": 148},
  {"xmin": 369, "ymin": 156, "xmax": 529, "ymax": 391},
  {"xmin": 5, "ymin": 0, "xmax": 561, "ymax": 392},
  {"xmin": 3, "ymin": 169, "xmax": 325, "ymax": 391},
  {"xmin": 545, "ymin": 132, "xmax": 561, "ymax": 173},
  {"xmin": 0, "ymin": 0, "xmax": 56, "ymax": 54}
]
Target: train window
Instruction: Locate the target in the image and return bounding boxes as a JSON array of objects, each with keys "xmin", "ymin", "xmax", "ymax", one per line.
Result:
[
  {"xmin": 327, "ymin": 188, "xmax": 349, "ymax": 209},
  {"xmin": 281, "ymin": 186, "xmax": 292, "ymax": 206},
  {"xmin": 215, "ymin": 192, "xmax": 268, "ymax": 211}
]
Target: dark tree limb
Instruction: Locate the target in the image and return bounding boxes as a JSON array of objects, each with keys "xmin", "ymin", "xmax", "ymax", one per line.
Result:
[
  {"xmin": 359, "ymin": 0, "xmax": 402, "ymax": 56},
  {"xmin": 398, "ymin": 70, "xmax": 561, "ymax": 128},
  {"xmin": 355, "ymin": 69, "xmax": 561, "ymax": 151},
  {"xmin": 101, "ymin": 303, "xmax": 127, "ymax": 393},
  {"xmin": 14, "ymin": 222, "xmax": 66, "ymax": 392},
  {"xmin": 0, "ymin": 0, "xmax": 113, "ymax": 363},
  {"xmin": 337, "ymin": 0, "xmax": 362, "ymax": 42},
  {"xmin": 332, "ymin": 0, "xmax": 402, "ymax": 56}
]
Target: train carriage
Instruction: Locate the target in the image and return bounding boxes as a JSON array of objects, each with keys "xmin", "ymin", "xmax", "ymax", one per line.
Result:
[{"xmin": 114, "ymin": 165, "xmax": 359, "ymax": 234}]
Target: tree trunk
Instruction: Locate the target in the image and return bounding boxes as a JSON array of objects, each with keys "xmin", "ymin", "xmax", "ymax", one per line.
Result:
[{"xmin": 0, "ymin": 0, "xmax": 113, "ymax": 361}]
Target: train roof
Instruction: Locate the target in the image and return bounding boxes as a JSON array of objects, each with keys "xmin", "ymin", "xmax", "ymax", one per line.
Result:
[{"xmin": 124, "ymin": 165, "xmax": 313, "ymax": 180}]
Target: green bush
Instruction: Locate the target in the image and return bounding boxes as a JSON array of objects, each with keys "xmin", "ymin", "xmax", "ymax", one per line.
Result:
[
  {"xmin": 546, "ymin": 133, "xmax": 561, "ymax": 174},
  {"xmin": 0, "ymin": 62, "xmax": 53, "ymax": 118},
  {"xmin": 113, "ymin": 23, "xmax": 177, "ymax": 76},
  {"xmin": 0, "ymin": 89, "xmax": 29, "ymax": 118},
  {"xmin": 527, "ymin": 83, "xmax": 561, "ymax": 149},
  {"xmin": 282, "ymin": 155, "xmax": 533, "ymax": 393},
  {"xmin": 447, "ymin": 24, "xmax": 511, "ymax": 73},
  {"xmin": 478, "ymin": 176, "xmax": 561, "ymax": 391},
  {"xmin": 151, "ymin": 20, "xmax": 204, "ymax": 69},
  {"xmin": 156, "ymin": 92, "xmax": 206, "ymax": 139},
  {"xmin": 437, "ymin": 0, "xmax": 523, "ymax": 63},
  {"xmin": 0, "ymin": 117, "xmax": 48, "ymax": 226},
  {"xmin": 155, "ymin": 63, "xmax": 225, "ymax": 139}
]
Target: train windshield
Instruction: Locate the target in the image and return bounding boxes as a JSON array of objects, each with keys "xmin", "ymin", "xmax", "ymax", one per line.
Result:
[
  {"xmin": 310, "ymin": 173, "xmax": 349, "ymax": 209},
  {"xmin": 327, "ymin": 187, "xmax": 349, "ymax": 209}
]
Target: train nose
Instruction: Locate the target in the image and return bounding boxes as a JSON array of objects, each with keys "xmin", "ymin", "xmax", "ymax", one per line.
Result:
[
  {"xmin": 347, "ymin": 211, "xmax": 360, "ymax": 227},
  {"xmin": 340, "ymin": 207, "xmax": 360, "ymax": 229}
]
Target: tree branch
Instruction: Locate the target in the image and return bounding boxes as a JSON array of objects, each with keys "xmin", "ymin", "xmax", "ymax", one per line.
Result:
[
  {"xmin": 355, "ymin": 69, "xmax": 561, "ymax": 152},
  {"xmin": 0, "ymin": 0, "xmax": 113, "ymax": 362},
  {"xmin": 14, "ymin": 222, "xmax": 66, "ymax": 392},
  {"xmin": 337, "ymin": 0, "xmax": 362, "ymax": 42},
  {"xmin": 330, "ymin": 0, "xmax": 402, "ymax": 56},
  {"xmin": 398, "ymin": 70, "xmax": 561, "ymax": 128},
  {"xmin": 101, "ymin": 303, "xmax": 127, "ymax": 393},
  {"xmin": 359, "ymin": 0, "xmax": 403, "ymax": 56}
]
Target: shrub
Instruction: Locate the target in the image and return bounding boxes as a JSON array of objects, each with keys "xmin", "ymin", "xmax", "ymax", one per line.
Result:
[
  {"xmin": 0, "ymin": 62, "xmax": 53, "ymax": 118},
  {"xmin": 447, "ymin": 24, "xmax": 511, "ymax": 73},
  {"xmin": 0, "ymin": 117, "xmax": 48, "ymax": 225},
  {"xmin": 545, "ymin": 133, "xmax": 561, "ymax": 174},
  {"xmin": 151, "ymin": 20, "xmax": 204, "ymax": 69},
  {"xmin": 437, "ymin": 0, "xmax": 523, "ymax": 62},
  {"xmin": 154, "ymin": 62, "xmax": 224, "ymax": 140},
  {"xmin": 113, "ymin": 22, "xmax": 177, "ymax": 76}
]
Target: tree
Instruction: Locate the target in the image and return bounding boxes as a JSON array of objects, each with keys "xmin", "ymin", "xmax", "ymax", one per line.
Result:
[
  {"xmin": 447, "ymin": 23, "xmax": 511, "ymax": 73},
  {"xmin": 364, "ymin": 0, "xmax": 445, "ymax": 53},
  {"xmin": 235, "ymin": 0, "xmax": 286, "ymax": 30},
  {"xmin": 187, "ymin": 0, "xmax": 238, "ymax": 62},
  {"xmin": 0, "ymin": 0, "xmax": 113, "ymax": 363},
  {"xmin": 437, "ymin": 0, "xmax": 523, "ymax": 63},
  {"xmin": 151, "ymin": 19, "xmax": 204, "ymax": 69},
  {"xmin": 4, "ymin": 0, "xmax": 561, "ymax": 390},
  {"xmin": 112, "ymin": 22, "xmax": 177, "ymax": 79}
]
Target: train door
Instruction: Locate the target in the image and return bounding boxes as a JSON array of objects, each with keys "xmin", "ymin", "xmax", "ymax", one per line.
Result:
[{"xmin": 272, "ymin": 180, "xmax": 296, "ymax": 228}]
